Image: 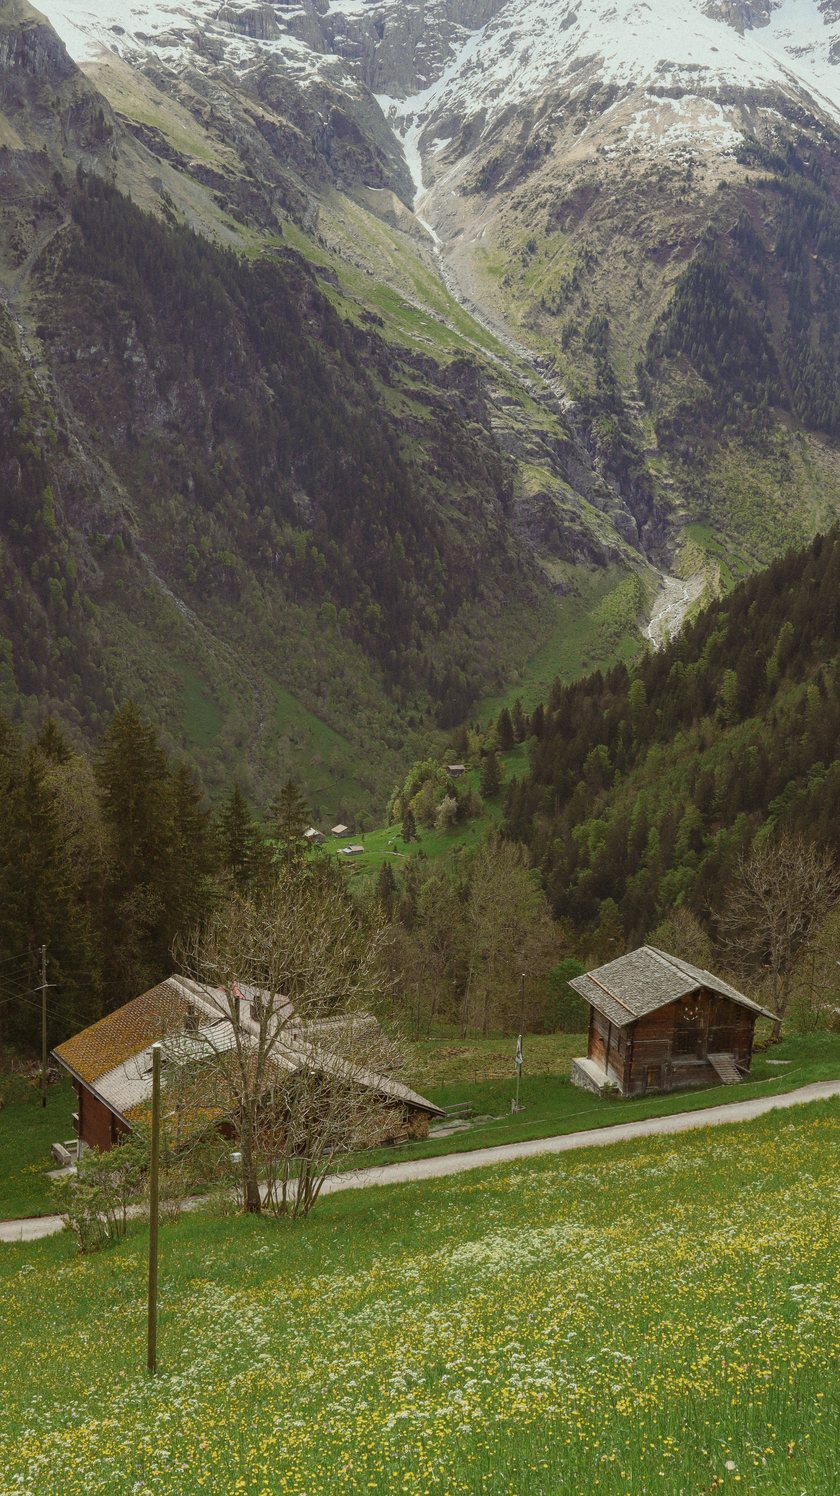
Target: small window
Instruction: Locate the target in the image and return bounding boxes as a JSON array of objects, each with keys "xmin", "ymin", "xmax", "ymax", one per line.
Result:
[
  {"xmin": 185, "ymin": 1005, "xmax": 199, "ymax": 1033},
  {"xmin": 250, "ymin": 1002, "xmax": 258, "ymax": 1022},
  {"xmin": 646, "ymin": 1065, "xmax": 661, "ymax": 1090}
]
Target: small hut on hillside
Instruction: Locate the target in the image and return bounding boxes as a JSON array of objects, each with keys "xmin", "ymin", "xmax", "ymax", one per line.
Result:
[{"xmin": 569, "ymin": 946, "xmax": 775, "ymax": 1097}]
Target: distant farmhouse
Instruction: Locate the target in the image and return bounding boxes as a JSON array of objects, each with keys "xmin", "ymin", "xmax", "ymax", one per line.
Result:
[
  {"xmin": 303, "ymin": 827, "xmax": 325, "ymax": 846},
  {"xmin": 446, "ymin": 765, "xmax": 465, "ymax": 778},
  {"xmin": 331, "ymin": 824, "xmax": 349, "ymax": 838},
  {"xmin": 569, "ymin": 946, "xmax": 775, "ymax": 1098},
  {"xmin": 53, "ymin": 977, "xmax": 442, "ymax": 1154}
]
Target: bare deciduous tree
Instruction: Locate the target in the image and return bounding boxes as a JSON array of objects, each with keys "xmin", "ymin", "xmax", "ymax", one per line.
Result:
[
  {"xmin": 458, "ymin": 837, "xmax": 561, "ymax": 1038},
  {"xmin": 173, "ymin": 868, "xmax": 395, "ymax": 1214},
  {"xmin": 717, "ymin": 832, "xmax": 840, "ymax": 1038}
]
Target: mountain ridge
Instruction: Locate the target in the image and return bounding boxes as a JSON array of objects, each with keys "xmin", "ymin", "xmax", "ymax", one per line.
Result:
[{"xmin": 6, "ymin": 0, "xmax": 840, "ymax": 812}]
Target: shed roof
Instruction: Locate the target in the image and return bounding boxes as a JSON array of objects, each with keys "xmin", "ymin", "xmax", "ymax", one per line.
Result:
[{"xmin": 568, "ymin": 946, "xmax": 777, "ymax": 1029}]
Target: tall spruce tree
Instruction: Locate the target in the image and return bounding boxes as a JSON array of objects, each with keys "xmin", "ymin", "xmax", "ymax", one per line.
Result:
[
  {"xmin": 219, "ymin": 783, "xmax": 259, "ymax": 891},
  {"xmin": 496, "ymin": 707, "xmax": 515, "ymax": 751},
  {"xmin": 0, "ymin": 733, "xmax": 99, "ymax": 1051},
  {"xmin": 480, "ymin": 747, "xmax": 502, "ymax": 799},
  {"xmin": 168, "ymin": 760, "xmax": 216, "ymax": 939},
  {"xmin": 94, "ymin": 701, "xmax": 177, "ymax": 1007},
  {"xmin": 270, "ymin": 777, "xmax": 310, "ymax": 869}
]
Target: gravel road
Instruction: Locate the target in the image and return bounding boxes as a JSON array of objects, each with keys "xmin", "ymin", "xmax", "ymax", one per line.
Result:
[{"xmin": 4, "ymin": 1079, "xmax": 838, "ymax": 1242}]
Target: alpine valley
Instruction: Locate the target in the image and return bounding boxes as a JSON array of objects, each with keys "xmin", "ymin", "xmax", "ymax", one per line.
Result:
[{"xmin": 4, "ymin": 0, "xmax": 840, "ymax": 814}]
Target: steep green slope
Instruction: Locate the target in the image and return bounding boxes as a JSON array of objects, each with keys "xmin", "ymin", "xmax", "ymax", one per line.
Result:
[
  {"xmin": 0, "ymin": 172, "xmax": 553, "ymax": 813},
  {"xmin": 450, "ymin": 102, "xmax": 840, "ymax": 580},
  {"xmin": 505, "ymin": 527, "xmax": 840, "ymax": 945}
]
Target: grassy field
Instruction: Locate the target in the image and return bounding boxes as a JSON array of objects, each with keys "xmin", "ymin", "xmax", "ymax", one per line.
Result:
[
  {"xmin": 478, "ymin": 567, "xmax": 649, "ymax": 722},
  {"xmin": 3, "ymin": 1098, "xmax": 840, "ymax": 1493},
  {"xmin": 0, "ymin": 1075, "xmax": 76, "ymax": 1219},
  {"xmin": 2, "ymin": 1035, "xmax": 839, "ymax": 1221},
  {"xmin": 350, "ymin": 1029, "xmax": 840, "ymax": 1172},
  {"xmin": 325, "ymin": 743, "xmax": 531, "ymax": 886}
]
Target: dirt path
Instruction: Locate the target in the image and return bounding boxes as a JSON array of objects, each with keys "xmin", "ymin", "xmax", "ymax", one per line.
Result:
[{"xmin": 4, "ymin": 1080, "xmax": 839, "ymax": 1242}]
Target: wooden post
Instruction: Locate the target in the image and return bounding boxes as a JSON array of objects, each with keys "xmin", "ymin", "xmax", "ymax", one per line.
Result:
[
  {"xmin": 40, "ymin": 945, "xmax": 47, "ymax": 1109},
  {"xmin": 147, "ymin": 1042, "xmax": 162, "ymax": 1375},
  {"xmin": 512, "ymin": 974, "xmax": 525, "ymax": 1113}
]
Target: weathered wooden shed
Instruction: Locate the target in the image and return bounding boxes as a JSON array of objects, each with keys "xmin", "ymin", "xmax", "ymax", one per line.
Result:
[{"xmin": 569, "ymin": 946, "xmax": 775, "ymax": 1097}]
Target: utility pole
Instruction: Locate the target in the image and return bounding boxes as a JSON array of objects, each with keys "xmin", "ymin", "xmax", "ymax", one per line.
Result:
[
  {"xmin": 512, "ymin": 973, "xmax": 526, "ymax": 1114},
  {"xmin": 39, "ymin": 945, "xmax": 47, "ymax": 1109},
  {"xmin": 147, "ymin": 1042, "xmax": 162, "ymax": 1375}
]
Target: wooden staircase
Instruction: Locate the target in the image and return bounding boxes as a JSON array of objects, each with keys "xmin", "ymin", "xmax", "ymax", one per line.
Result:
[{"xmin": 708, "ymin": 1053, "xmax": 742, "ymax": 1085}]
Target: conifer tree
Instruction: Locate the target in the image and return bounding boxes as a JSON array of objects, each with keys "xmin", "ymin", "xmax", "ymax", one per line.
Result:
[
  {"xmin": 511, "ymin": 698, "xmax": 527, "ymax": 743},
  {"xmin": 219, "ymin": 783, "xmax": 258, "ymax": 891},
  {"xmin": 496, "ymin": 707, "xmax": 515, "ymax": 751},
  {"xmin": 376, "ymin": 860, "xmax": 397, "ymax": 917},
  {"xmin": 270, "ymin": 777, "xmax": 310, "ymax": 869},
  {"xmin": 94, "ymin": 701, "xmax": 176, "ymax": 1005},
  {"xmin": 95, "ymin": 701, "xmax": 173, "ymax": 895},
  {"xmin": 401, "ymin": 805, "xmax": 417, "ymax": 844},
  {"xmin": 480, "ymin": 747, "xmax": 502, "ymax": 799},
  {"xmin": 168, "ymin": 761, "xmax": 216, "ymax": 938},
  {"xmin": 34, "ymin": 717, "xmax": 74, "ymax": 765},
  {"xmin": 0, "ymin": 737, "xmax": 99, "ymax": 1049}
]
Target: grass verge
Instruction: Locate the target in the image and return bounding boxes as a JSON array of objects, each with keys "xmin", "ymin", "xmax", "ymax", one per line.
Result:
[{"xmin": 346, "ymin": 1029, "xmax": 840, "ymax": 1173}]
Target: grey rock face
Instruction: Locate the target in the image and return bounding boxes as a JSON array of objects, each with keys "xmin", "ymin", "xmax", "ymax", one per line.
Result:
[{"xmin": 215, "ymin": 4, "xmax": 280, "ymax": 39}]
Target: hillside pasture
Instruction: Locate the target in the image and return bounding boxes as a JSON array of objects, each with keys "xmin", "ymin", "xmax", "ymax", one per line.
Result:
[{"xmin": 2, "ymin": 1101, "xmax": 840, "ymax": 1494}]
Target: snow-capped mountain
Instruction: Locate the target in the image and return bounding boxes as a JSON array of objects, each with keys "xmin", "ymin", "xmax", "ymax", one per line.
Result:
[{"xmin": 40, "ymin": 0, "xmax": 840, "ymax": 222}]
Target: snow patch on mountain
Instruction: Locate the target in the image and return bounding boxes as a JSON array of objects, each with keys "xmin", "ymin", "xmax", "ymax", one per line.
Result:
[
  {"xmin": 376, "ymin": 0, "xmax": 840, "ymax": 159},
  {"xmin": 39, "ymin": 0, "xmax": 840, "ymax": 222}
]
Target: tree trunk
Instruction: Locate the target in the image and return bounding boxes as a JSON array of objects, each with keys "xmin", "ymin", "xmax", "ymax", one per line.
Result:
[
  {"xmin": 239, "ymin": 1107, "xmax": 262, "ymax": 1214},
  {"xmin": 425, "ymin": 990, "xmax": 439, "ymax": 1040}
]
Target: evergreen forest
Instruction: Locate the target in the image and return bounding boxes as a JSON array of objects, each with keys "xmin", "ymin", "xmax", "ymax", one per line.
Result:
[{"xmin": 504, "ymin": 525, "xmax": 840, "ymax": 946}]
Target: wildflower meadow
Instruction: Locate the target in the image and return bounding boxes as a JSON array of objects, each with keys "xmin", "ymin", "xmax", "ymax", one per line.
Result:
[{"xmin": 3, "ymin": 1100, "xmax": 840, "ymax": 1495}]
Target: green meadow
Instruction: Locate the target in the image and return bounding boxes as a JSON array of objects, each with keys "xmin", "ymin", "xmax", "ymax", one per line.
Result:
[
  {"xmin": 3, "ymin": 1034, "xmax": 840, "ymax": 1220},
  {"xmin": 3, "ymin": 1099, "xmax": 840, "ymax": 1494}
]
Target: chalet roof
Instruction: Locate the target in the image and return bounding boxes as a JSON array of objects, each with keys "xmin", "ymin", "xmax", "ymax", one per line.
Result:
[
  {"xmin": 568, "ymin": 946, "xmax": 777, "ymax": 1029},
  {"xmin": 53, "ymin": 976, "xmax": 207, "ymax": 1088},
  {"xmin": 332, "ymin": 824, "xmax": 349, "ymax": 836},
  {"xmin": 54, "ymin": 976, "xmax": 443, "ymax": 1127}
]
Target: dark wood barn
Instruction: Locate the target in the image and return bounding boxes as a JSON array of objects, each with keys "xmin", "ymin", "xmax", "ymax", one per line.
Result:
[{"xmin": 569, "ymin": 946, "xmax": 775, "ymax": 1097}]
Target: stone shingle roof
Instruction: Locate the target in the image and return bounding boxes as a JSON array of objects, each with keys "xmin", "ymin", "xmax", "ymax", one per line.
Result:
[{"xmin": 568, "ymin": 946, "xmax": 776, "ymax": 1028}]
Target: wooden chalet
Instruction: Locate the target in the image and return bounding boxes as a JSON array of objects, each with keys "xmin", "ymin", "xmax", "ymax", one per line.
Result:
[
  {"xmin": 53, "ymin": 976, "xmax": 443, "ymax": 1154},
  {"xmin": 569, "ymin": 946, "xmax": 776, "ymax": 1097}
]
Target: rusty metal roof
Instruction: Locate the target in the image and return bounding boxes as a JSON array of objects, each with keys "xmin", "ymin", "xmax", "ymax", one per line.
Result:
[{"xmin": 568, "ymin": 946, "xmax": 776, "ymax": 1028}]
